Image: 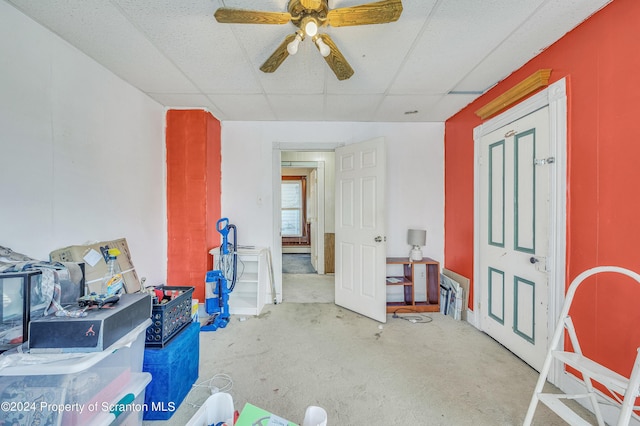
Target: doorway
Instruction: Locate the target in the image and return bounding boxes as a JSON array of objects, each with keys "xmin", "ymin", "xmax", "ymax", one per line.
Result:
[
  {"xmin": 279, "ymin": 151, "xmax": 335, "ymax": 303},
  {"xmin": 273, "ymin": 138, "xmax": 388, "ymax": 323},
  {"xmin": 281, "ymin": 171, "xmax": 316, "ymax": 274}
]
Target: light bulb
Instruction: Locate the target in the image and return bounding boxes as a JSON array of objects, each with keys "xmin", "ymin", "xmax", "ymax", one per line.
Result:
[
  {"xmin": 304, "ymin": 20, "xmax": 318, "ymax": 37},
  {"xmin": 287, "ymin": 34, "xmax": 302, "ymax": 55},
  {"xmin": 315, "ymin": 37, "xmax": 331, "ymax": 57}
]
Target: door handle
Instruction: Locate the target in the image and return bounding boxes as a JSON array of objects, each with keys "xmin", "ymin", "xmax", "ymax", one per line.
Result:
[
  {"xmin": 530, "ymin": 256, "xmax": 549, "ymax": 272},
  {"xmin": 374, "ymin": 236, "xmax": 386, "ymax": 242}
]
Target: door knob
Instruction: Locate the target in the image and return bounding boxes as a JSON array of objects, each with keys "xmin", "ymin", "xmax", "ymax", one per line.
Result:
[
  {"xmin": 375, "ymin": 236, "xmax": 385, "ymax": 242},
  {"xmin": 530, "ymin": 257, "xmax": 539, "ymax": 264}
]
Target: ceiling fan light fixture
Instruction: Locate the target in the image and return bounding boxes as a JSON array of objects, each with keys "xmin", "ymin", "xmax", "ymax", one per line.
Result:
[
  {"xmin": 287, "ymin": 33, "xmax": 304, "ymax": 55},
  {"xmin": 314, "ymin": 36, "xmax": 331, "ymax": 57},
  {"xmin": 215, "ymin": 0, "xmax": 404, "ymax": 79},
  {"xmin": 302, "ymin": 16, "xmax": 319, "ymax": 37}
]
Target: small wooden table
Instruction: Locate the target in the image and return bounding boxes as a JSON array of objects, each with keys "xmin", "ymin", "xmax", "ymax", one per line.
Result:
[{"xmin": 386, "ymin": 257, "xmax": 440, "ymax": 313}]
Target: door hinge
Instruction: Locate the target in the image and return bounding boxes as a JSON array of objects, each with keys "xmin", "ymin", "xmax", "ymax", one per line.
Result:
[{"xmin": 534, "ymin": 157, "xmax": 555, "ymax": 166}]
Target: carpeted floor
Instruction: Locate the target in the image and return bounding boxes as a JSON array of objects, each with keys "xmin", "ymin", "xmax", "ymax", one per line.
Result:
[
  {"xmin": 144, "ymin": 300, "xmax": 598, "ymax": 426},
  {"xmin": 281, "ymin": 273, "xmax": 334, "ymax": 304},
  {"xmin": 282, "ymin": 253, "xmax": 316, "ymax": 274}
]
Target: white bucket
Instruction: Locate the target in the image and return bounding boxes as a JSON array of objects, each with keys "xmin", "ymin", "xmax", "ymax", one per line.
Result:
[
  {"xmin": 185, "ymin": 392, "xmax": 235, "ymax": 426},
  {"xmin": 302, "ymin": 405, "xmax": 328, "ymax": 426}
]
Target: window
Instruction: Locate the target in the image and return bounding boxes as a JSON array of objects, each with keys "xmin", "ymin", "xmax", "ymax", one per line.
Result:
[{"xmin": 281, "ymin": 178, "xmax": 305, "ymax": 237}]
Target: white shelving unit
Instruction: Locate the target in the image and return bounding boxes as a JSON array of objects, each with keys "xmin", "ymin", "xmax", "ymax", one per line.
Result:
[{"xmin": 209, "ymin": 246, "xmax": 268, "ymax": 316}]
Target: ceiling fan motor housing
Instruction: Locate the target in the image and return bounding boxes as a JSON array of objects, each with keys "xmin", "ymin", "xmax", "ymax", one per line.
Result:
[{"xmin": 288, "ymin": 0, "xmax": 329, "ymax": 29}]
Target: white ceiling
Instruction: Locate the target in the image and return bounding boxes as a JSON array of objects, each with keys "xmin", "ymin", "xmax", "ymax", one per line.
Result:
[{"xmin": 7, "ymin": 0, "xmax": 611, "ymax": 122}]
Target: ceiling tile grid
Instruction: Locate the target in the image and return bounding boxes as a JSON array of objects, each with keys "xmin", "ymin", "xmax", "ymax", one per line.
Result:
[
  {"xmin": 391, "ymin": 0, "xmax": 550, "ymax": 95},
  {"xmin": 6, "ymin": 0, "xmax": 613, "ymax": 121}
]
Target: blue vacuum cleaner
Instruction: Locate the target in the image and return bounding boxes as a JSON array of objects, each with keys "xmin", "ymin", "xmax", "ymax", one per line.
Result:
[{"xmin": 202, "ymin": 217, "xmax": 237, "ymax": 332}]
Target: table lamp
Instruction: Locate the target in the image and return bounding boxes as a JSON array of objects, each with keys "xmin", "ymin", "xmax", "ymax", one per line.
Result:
[{"xmin": 408, "ymin": 229, "xmax": 426, "ymax": 261}]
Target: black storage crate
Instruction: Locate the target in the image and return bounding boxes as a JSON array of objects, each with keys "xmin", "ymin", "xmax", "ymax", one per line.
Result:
[{"xmin": 146, "ymin": 286, "xmax": 194, "ymax": 347}]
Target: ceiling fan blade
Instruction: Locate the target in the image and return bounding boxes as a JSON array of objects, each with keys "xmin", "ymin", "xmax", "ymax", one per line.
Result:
[
  {"xmin": 327, "ymin": 0, "xmax": 403, "ymax": 27},
  {"xmin": 260, "ymin": 33, "xmax": 298, "ymax": 73},
  {"xmin": 214, "ymin": 8, "xmax": 291, "ymax": 25},
  {"xmin": 317, "ymin": 34, "xmax": 354, "ymax": 81}
]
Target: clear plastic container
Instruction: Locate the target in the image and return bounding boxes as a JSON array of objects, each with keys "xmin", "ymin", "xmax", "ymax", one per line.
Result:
[{"xmin": 0, "ymin": 319, "xmax": 150, "ymax": 425}]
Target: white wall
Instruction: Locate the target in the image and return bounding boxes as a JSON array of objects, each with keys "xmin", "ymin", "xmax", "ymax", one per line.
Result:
[
  {"xmin": 221, "ymin": 121, "xmax": 444, "ymax": 301},
  {"xmin": 0, "ymin": 2, "xmax": 167, "ymax": 286}
]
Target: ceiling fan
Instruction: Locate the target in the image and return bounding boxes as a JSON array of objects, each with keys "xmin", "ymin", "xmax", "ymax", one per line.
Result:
[{"xmin": 214, "ymin": 0, "xmax": 403, "ymax": 80}]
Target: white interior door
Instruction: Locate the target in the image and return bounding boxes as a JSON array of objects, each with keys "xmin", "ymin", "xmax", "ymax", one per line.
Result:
[
  {"xmin": 335, "ymin": 138, "xmax": 387, "ymax": 323},
  {"xmin": 479, "ymin": 107, "xmax": 551, "ymax": 371}
]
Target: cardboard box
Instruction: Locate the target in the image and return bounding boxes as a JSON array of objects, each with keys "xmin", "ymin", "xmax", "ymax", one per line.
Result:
[
  {"xmin": 49, "ymin": 238, "xmax": 142, "ymax": 293},
  {"xmin": 28, "ymin": 293, "xmax": 152, "ymax": 353}
]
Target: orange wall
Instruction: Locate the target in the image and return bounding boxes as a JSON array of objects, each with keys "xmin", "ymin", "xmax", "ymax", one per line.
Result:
[
  {"xmin": 166, "ymin": 110, "xmax": 221, "ymax": 302},
  {"xmin": 445, "ymin": 0, "xmax": 640, "ymax": 376}
]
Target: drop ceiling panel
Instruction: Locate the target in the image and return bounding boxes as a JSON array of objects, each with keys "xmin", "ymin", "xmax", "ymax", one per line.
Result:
[
  {"xmin": 216, "ymin": 0, "xmax": 288, "ymax": 10},
  {"xmin": 267, "ymin": 94, "xmax": 326, "ymax": 121},
  {"xmin": 374, "ymin": 94, "xmax": 443, "ymax": 122},
  {"xmin": 323, "ymin": 94, "xmax": 385, "ymax": 121},
  {"xmin": 453, "ymin": 0, "xmax": 612, "ymax": 93},
  {"xmin": 147, "ymin": 93, "xmax": 221, "ymax": 113},
  {"xmin": 321, "ymin": 25, "xmax": 412, "ymax": 94},
  {"xmin": 427, "ymin": 93, "xmax": 481, "ymax": 121},
  {"xmin": 8, "ymin": 0, "xmax": 199, "ymax": 93},
  {"xmin": 391, "ymin": 0, "xmax": 546, "ymax": 95},
  {"xmin": 325, "ymin": 0, "xmax": 436, "ymax": 94},
  {"xmin": 208, "ymin": 94, "xmax": 276, "ymax": 121},
  {"xmin": 6, "ymin": 0, "xmax": 614, "ymax": 122},
  {"xmin": 113, "ymin": 0, "xmax": 264, "ymax": 93}
]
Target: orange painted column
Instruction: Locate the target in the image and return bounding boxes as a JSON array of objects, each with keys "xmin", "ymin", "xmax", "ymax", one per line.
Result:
[{"xmin": 165, "ymin": 110, "xmax": 221, "ymax": 302}]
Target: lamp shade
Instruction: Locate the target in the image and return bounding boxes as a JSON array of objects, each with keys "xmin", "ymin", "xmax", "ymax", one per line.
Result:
[{"xmin": 407, "ymin": 229, "xmax": 426, "ymax": 246}]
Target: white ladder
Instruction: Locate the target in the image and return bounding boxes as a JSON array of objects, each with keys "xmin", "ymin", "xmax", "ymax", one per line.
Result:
[{"xmin": 524, "ymin": 266, "xmax": 640, "ymax": 426}]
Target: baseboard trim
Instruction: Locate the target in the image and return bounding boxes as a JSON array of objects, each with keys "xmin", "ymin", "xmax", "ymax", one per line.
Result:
[
  {"xmin": 282, "ymin": 247, "xmax": 311, "ymax": 254},
  {"xmin": 466, "ymin": 309, "xmax": 478, "ymax": 328}
]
